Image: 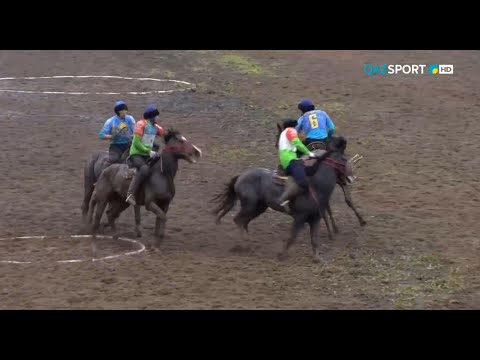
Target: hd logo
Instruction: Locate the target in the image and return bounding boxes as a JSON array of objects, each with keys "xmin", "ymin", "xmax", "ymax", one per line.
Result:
[{"xmin": 429, "ymin": 64, "xmax": 454, "ymax": 74}]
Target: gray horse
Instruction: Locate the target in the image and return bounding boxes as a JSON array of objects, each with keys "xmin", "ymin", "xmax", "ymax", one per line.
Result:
[
  {"xmin": 81, "ymin": 141, "xmax": 131, "ymax": 223},
  {"xmin": 88, "ymin": 129, "xmax": 202, "ymax": 251},
  {"xmin": 212, "ymin": 137, "xmax": 351, "ymax": 262}
]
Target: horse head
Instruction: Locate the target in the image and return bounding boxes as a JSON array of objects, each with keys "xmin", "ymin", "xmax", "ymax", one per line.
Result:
[
  {"xmin": 327, "ymin": 136, "xmax": 347, "ymax": 154},
  {"xmin": 163, "ymin": 128, "xmax": 202, "ymax": 163}
]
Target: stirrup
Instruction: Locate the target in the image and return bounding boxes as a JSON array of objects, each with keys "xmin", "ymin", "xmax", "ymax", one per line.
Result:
[
  {"xmin": 126, "ymin": 193, "xmax": 136, "ymax": 205},
  {"xmin": 280, "ymin": 201, "xmax": 292, "ymax": 213}
]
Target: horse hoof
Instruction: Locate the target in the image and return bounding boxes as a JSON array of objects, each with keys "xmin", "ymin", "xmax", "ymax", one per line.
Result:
[
  {"xmin": 135, "ymin": 231, "xmax": 142, "ymax": 238},
  {"xmin": 277, "ymin": 252, "xmax": 288, "ymax": 261},
  {"xmin": 360, "ymin": 220, "xmax": 367, "ymax": 226},
  {"xmin": 333, "ymin": 227, "xmax": 340, "ymax": 234},
  {"xmin": 145, "ymin": 245, "xmax": 156, "ymax": 252},
  {"xmin": 311, "ymin": 249, "xmax": 325, "ymax": 263}
]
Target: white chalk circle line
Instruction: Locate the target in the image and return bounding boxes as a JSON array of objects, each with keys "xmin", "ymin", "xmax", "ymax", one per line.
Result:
[
  {"xmin": 0, "ymin": 75, "xmax": 196, "ymax": 95},
  {"xmin": 0, "ymin": 235, "xmax": 146, "ymax": 264}
]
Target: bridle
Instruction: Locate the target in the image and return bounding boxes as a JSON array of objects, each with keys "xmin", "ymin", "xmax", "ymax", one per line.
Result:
[
  {"xmin": 306, "ymin": 150, "xmax": 348, "ymax": 208},
  {"xmin": 157, "ymin": 140, "xmax": 191, "ymax": 174}
]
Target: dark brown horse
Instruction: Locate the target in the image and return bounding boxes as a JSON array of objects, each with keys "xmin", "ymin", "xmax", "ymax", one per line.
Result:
[
  {"xmin": 88, "ymin": 129, "xmax": 202, "ymax": 252},
  {"xmin": 274, "ymin": 122, "xmax": 367, "ymax": 231}
]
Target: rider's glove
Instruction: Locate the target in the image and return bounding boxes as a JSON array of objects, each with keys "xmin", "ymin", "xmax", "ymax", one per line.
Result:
[
  {"xmin": 149, "ymin": 151, "xmax": 158, "ymax": 158},
  {"xmin": 308, "ymin": 152, "xmax": 316, "ymax": 158}
]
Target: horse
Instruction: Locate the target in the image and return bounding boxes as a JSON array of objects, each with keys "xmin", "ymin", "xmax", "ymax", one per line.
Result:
[
  {"xmin": 81, "ymin": 135, "xmax": 164, "ymax": 226},
  {"xmin": 87, "ymin": 129, "xmax": 202, "ymax": 252},
  {"xmin": 275, "ymin": 122, "xmax": 367, "ymax": 230},
  {"xmin": 212, "ymin": 137, "xmax": 350, "ymax": 262},
  {"xmin": 81, "ymin": 141, "xmax": 131, "ymax": 223}
]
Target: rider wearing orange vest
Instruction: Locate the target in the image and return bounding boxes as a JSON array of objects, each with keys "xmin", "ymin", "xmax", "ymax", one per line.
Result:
[{"xmin": 126, "ymin": 105, "xmax": 164, "ymax": 206}]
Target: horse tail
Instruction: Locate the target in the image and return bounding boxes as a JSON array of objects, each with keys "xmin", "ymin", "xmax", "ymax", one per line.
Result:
[
  {"xmin": 211, "ymin": 175, "xmax": 239, "ymax": 224},
  {"xmin": 85, "ymin": 152, "xmax": 103, "ymax": 186}
]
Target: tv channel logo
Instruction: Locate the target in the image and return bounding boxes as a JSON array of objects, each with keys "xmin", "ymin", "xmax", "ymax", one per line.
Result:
[
  {"xmin": 429, "ymin": 64, "xmax": 454, "ymax": 74},
  {"xmin": 429, "ymin": 64, "xmax": 439, "ymax": 74}
]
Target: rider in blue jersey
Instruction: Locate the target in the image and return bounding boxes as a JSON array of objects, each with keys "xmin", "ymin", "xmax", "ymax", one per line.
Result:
[
  {"xmin": 99, "ymin": 100, "xmax": 136, "ymax": 165},
  {"xmin": 295, "ymin": 99, "xmax": 335, "ymax": 147}
]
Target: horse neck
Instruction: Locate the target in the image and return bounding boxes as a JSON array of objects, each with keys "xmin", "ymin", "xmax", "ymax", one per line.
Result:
[
  {"xmin": 311, "ymin": 151, "xmax": 342, "ymax": 179},
  {"xmin": 151, "ymin": 151, "xmax": 178, "ymax": 178}
]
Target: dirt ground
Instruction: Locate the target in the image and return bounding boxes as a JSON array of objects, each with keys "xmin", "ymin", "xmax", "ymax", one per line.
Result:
[{"xmin": 0, "ymin": 50, "xmax": 478, "ymax": 309}]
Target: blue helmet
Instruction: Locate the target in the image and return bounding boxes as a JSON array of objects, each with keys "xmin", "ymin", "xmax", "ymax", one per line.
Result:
[
  {"xmin": 298, "ymin": 99, "xmax": 315, "ymax": 113},
  {"xmin": 114, "ymin": 100, "xmax": 128, "ymax": 115},
  {"xmin": 144, "ymin": 105, "xmax": 159, "ymax": 120}
]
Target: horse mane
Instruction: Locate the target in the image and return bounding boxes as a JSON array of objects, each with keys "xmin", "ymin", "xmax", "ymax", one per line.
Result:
[
  {"xmin": 330, "ymin": 136, "xmax": 347, "ymax": 154},
  {"xmin": 305, "ymin": 136, "xmax": 348, "ymax": 177},
  {"xmin": 163, "ymin": 128, "xmax": 182, "ymax": 143}
]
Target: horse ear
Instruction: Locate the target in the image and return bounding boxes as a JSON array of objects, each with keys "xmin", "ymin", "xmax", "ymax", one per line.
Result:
[{"xmin": 277, "ymin": 123, "xmax": 282, "ymax": 132}]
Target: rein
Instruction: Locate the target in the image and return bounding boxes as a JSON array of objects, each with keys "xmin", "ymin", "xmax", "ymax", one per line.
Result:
[
  {"xmin": 306, "ymin": 151, "xmax": 347, "ymax": 208},
  {"xmin": 323, "ymin": 157, "xmax": 348, "ymax": 177},
  {"xmin": 156, "ymin": 142, "xmax": 187, "ymax": 174}
]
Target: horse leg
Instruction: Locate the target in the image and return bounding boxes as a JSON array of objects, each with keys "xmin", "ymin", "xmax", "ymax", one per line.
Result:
[
  {"xmin": 308, "ymin": 218, "xmax": 324, "ymax": 263},
  {"xmin": 101, "ymin": 203, "xmax": 114, "ymax": 229},
  {"xmin": 91, "ymin": 200, "xmax": 108, "ymax": 257},
  {"xmin": 106, "ymin": 200, "xmax": 128, "ymax": 239},
  {"xmin": 82, "ymin": 157, "xmax": 96, "ymax": 223},
  {"xmin": 232, "ymin": 204, "xmax": 267, "ymax": 251},
  {"xmin": 87, "ymin": 191, "xmax": 97, "ymax": 226},
  {"xmin": 319, "ymin": 207, "xmax": 333, "ymax": 241},
  {"xmin": 326, "ymin": 202, "xmax": 339, "ymax": 234},
  {"xmin": 278, "ymin": 216, "xmax": 305, "ymax": 260},
  {"xmin": 154, "ymin": 203, "xmax": 170, "ymax": 241},
  {"xmin": 134, "ymin": 205, "xmax": 142, "ymax": 238},
  {"xmin": 341, "ymin": 185, "xmax": 367, "ymax": 226},
  {"xmin": 144, "ymin": 201, "xmax": 167, "ymax": 249},
  {"xmin": 82, "ymin": 184, "xmax": 94, "ymax": 223}
]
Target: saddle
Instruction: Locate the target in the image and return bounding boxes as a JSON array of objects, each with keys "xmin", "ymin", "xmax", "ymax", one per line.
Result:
[
  {"xmin": 124, "ymin": 151, "xmax": 162, "ymax": 181},
  {"xmin": 272, "ymin": 149, "xmax": 328, "ymax": 186},
  {"xmin": 272, "ymin": 166, "xmax": 289, "ymax": 186},
  {"xmin": 273, "ymin": 149, "xmax": 355, "ymax": 186}
]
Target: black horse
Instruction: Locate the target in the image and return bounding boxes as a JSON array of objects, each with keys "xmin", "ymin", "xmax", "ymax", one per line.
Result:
[{"xmin": 275, "ymin": 122, "xmax": 367, "ymax": 230}]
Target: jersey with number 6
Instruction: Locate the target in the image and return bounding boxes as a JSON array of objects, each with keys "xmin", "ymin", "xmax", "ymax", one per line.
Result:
[{"xmin": 296, "ymin": 109, "xmax": 335, "ymax": 140}]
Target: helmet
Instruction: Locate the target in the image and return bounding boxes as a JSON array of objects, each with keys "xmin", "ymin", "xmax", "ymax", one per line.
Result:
[
  {"xmin": 298, "ymin": 99, "xmax": 315, "ymax": 113},
  {"xmin": 144, "ymin": 105, "xmax": 160, "ymax": 120},
  {"xmin": 114, "ymin": 100, "xmax": 128, "ymax": 115}
]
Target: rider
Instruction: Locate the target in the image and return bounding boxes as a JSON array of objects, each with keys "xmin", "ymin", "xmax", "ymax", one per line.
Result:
[
  {"xmin": 295, "ymin": 99, "xmax": 335, "ymax": 148},
  {"xmin": 277, "ymin": 119, "xmax": 316, "ymax": 212},
  {"xmin": 125, "ymin": 105, "xmax": 165, "ymax": 206},
  {"xmin": 99, "ymin": 100, "xmax": 136, "ymax": 165}
]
